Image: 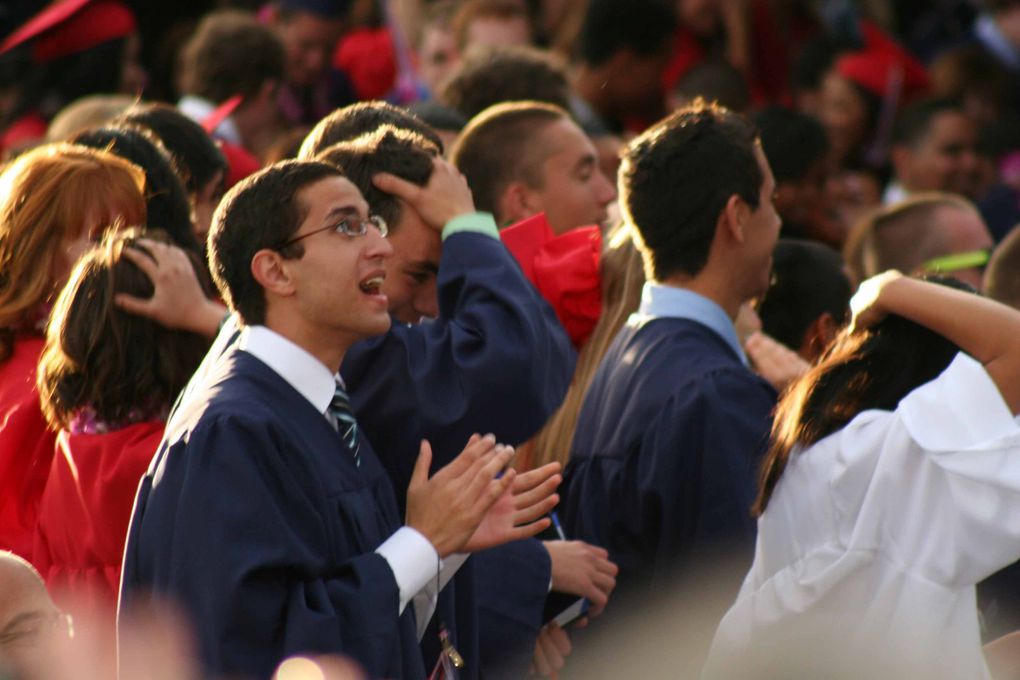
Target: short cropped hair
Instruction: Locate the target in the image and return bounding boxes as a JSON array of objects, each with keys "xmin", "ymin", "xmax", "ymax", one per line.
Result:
[
  {"xmin": 859, "ymin": 193, "xmax": 978, "ymax": 277},
  {"xmin": 578, "ymin": 0, "xmax": 675, "ymax": 67},
  {"xmin": 178, "ymin": 10, "xmax": 286, "ymax": 103},
  {"xmin": 757, "ymin": 239, "xmax": 851, "ymax": 350},
  {"xmin": 316, "ymin": 126, "xmax": 438, "ymax": 229},
  {"xmin": 38, "ymin": 229, "xmax": 210, "ymax": 429},
  {"xmin": 439, "ymin": 46, "xmax": 570, "ymax": 119},
  {"xmin": 298, "ymin": 100, "xmax": 445, "ymax": 159},
  {"xmin": 985, "ymin": 226, "xmax": 1020, "ymax": 308},
  {"xmin": 450, "ymin": 101, "xmax": 566, "ymax": 217},
  {"xmin": 620, "ymin": 100, "xmax": 761, "ymax": 281},
  {"xmin": 208, "ymin": 160, "xmax": 343, "ymax": 325}
]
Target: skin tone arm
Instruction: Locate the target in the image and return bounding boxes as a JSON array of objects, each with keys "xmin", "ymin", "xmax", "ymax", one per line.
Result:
[{"xmin": 851, "ymin": 271, "xmax": 1020, "ymax": 414}]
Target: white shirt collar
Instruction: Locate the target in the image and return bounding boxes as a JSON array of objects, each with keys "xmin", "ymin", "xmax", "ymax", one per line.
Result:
[
  {"xmin": 177, "ymin": 95, "xmax": 243, "ymax": 146},
  {"xmin": 238, "ymin": 325, "xmax": 336, "ymax": 415}
]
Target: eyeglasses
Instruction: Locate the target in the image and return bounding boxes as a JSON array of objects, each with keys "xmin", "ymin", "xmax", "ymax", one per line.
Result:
[
  {"xmin": 921, "ymin": 249, "xmax": 991, "ymax": 274},
  {"xmin": 276, "ymin": 214, "xmax": 388, "ymax": 251}
]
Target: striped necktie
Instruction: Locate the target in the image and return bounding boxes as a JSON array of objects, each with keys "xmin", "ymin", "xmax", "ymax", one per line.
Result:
[{"xmin": 329, "ymin": 382, "xmax": 361, "ymax": 467}]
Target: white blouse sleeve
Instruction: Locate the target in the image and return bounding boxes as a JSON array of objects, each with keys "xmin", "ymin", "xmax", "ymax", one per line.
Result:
[{"xmin": 858, "ymin": 352, "xmax": 1020, "ymax": 587}]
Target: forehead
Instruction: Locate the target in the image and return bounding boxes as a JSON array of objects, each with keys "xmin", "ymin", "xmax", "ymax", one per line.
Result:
[
  {"xmin": 536, "ymin": 118, "xmax": 595, "ymax": 166},
  {"xmin": 297, "ymin": 175, "xmax": 369, "ymax": 219},
  {"xmin": 922, "ymin": 111, "xmax": 975, "ymax": 144},
  {"xmin": 279, "ymin": 12, "xmax": 343, "ymax": 40}
]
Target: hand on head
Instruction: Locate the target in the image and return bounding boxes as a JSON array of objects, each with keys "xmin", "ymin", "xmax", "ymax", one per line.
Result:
[{"xmin": 372, "ymin": 158, "xmax": 476, "ymax": 231}]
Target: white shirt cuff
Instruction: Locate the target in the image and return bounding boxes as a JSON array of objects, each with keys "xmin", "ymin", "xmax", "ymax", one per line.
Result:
[{"xmin": 376, "ymin": 527, "xmax": 440, "ymax": 615}]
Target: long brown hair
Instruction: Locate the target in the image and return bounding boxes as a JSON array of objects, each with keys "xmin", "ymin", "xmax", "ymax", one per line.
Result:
[
  {"xmin": 752, "ymin": 277, "xmax": 970, "ymax": 515},
  {"xmin": 526, "ymin": 222, "xmax": 646, "ymax": 470},
  {"xmin": 0, "ymin": 143, "xmax": 146, "ymax": 361},
  {"xmin": 37, "ymin": 229, "xmax": 210, "ymax": 430}
]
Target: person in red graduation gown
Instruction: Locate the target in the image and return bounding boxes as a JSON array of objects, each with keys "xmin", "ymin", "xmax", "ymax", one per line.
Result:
[
  {"xmin": 32, "ymin": 230, "xmax": 210, "ymax": 632},
  {"xmin": 0, "ymin": 144, "xmax": 147, "ymax": 561}
]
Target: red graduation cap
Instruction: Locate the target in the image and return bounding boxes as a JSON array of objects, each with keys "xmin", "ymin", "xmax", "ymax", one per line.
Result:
[
  {"xmin": 835, "ymin": 22, "xmax": 929, "ymax": 100},
  {"xmin": 0, "ymin": 0, "xmax": 137, "ymax": 64}
]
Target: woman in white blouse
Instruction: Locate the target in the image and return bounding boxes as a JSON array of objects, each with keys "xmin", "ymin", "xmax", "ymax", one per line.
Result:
[{"xmin": 703, "ymin": 271, "xmax": 1020, "ymax": 680}]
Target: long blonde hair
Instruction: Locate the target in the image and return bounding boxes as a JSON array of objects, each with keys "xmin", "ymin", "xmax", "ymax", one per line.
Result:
[
  {"xmin": 526, "ymin": 222, "xmax": 646, "ymax": 470},
  {"xmin": 0, "ymin": 143, "xmax": 146, "ymax": 361}
]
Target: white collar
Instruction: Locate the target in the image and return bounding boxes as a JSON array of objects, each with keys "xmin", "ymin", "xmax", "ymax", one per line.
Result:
[{"xmin": 238, "ymin": 325, "xmax": 336, "ymax": 415}]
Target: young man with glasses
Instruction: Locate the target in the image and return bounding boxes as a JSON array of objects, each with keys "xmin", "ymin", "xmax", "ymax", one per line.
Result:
[{"xmin": 120, "ymin": 159, "xmax": 560, "ymax": 680}]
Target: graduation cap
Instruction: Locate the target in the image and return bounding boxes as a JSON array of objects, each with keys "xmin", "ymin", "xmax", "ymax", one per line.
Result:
[
  {"xmin": 0, "ymin": 0, "xmax": 137, "ymax": 64},
  {"xmin": 278, "ymin": 0, "xmax": 351, "ymax": 19},
  {"xmin": 834, "ymin": 22, "xmax": 929, "ymax": 100}
]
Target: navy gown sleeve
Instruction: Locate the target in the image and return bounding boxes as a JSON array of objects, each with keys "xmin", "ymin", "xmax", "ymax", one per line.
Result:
[
  {"xmin": 121, "ymin": 415, "xmax": 419, "ymax": 680},
  {"xmin": 630, "ymin": 368, "xmax": 775, "ymax": 583},
  {"xmin": 342, "ymin": 231, "xmax": 576, "ymax": 493},
  {"xmin": 473, "ymin": 540, "xmax": 552, "ymax": 679}
]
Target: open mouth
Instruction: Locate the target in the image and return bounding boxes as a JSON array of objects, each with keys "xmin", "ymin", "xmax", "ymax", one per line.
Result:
[{"xmin": 358, "ymin": 274, "xmax": 385, "ymax": 295}]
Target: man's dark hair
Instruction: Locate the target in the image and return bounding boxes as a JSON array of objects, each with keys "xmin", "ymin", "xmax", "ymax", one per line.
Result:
[
  {"xmin": 316, "ymin": 126, "xmax": 438, "ymax": 229},
  {"xmin": 178, "ymin": 10, "xmax": 286, "ymax": 103},
  {"xmin": 891, "ymin": 97, "xmax": 965, "ymax": 149},
  {"xmin": 115, "ymin": 102, "xmax": 228, "ymax": 196},
  {"xmin": 620, "ymin": 101, "xmax": 761, "ymax": 281},
  {"xmin": 208, "ymin": 160, "xmax": 343, "ymax": 325},
  {"xmin": 407, "ymin": 101, "xmax": 468, "ymax": 133},
  {"xmin": 578, "ymin": 0, "xmax": 675, "ymax": 67},
  {"xmin": 674, "ymin": 59, "xmax": 751, "ymax": 114},
  {"xmin": 440, "ymin": 46, "xmax": 570, "ymax": 119},
  {"xmin": 71, "ymin": 126, "xmax": 201, "ymax": 255},
  {"xmin": 757, "ymin": 239, "xmax": 851, "ymax": 351},
  {"xmin": 450, "ymin": 101, "xmax": 566, "ymax": 218},
  {"xmin": 298, "ymin": 100, "xmax": 445, "ymax": 158},
  {"xmin": 755, "ymin": 105, "xmax": 829, "ymax": 183}
]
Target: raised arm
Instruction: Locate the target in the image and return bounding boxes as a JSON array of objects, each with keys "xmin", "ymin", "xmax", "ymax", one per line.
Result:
[{"xmin": 851, "ymin": 271, "xmax": 1020, "ymax": 413}]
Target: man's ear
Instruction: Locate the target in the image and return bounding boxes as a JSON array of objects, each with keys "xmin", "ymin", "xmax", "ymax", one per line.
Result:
[
  {"xmin": 800, "ymin": 311, "xmax": 840, "ymax": 361},
  {"xmin": 498, "ymin": 181, "xmax": 535, "ymax": 226},
  {"xmin": 721, "ymin": 194, "xmax": 749, "ymax": 243},
  {"xmin": 251, "ymin": 249, "xmax": 296, "ymax": 298}
]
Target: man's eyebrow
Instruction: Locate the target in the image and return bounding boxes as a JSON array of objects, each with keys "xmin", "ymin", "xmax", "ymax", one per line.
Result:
[
  {"xmin": 321, "ymin": 205, "xmax": 360, "ymax": 225},
  {"xmin": 408, "ymin": 260, "xmax": 440, "ymax": 275},
  {"xmin": 575, "ymin": 154, "xmax": 596, "ymax": 172}
]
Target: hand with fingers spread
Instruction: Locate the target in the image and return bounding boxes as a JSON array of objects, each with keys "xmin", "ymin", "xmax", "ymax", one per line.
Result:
[
  {"xmin": 463, "ymin": 461, "xmax": 561, "ymax": 553},
  {"xmin": 544, "ymin": 540, "xmax": 618, "ymax": 617},
  {"xmin": 115, "ymin": 238, "xmax": 226, "ymax": 339},
  {"xmin": 372, "ymin": 157, "xmax": 475, "ymax": 231},
  {"xmin": 405, "ymin": 434, "xmax": 517, "ymax": 557},
  {"xmin": 531, "ymin": 622, "xmax": 572, "ymax": 678}
]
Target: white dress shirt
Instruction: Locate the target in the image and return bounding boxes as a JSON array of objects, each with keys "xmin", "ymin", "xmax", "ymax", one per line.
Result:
[
  {"xmin": 239, "ymin": 325, "xmax": 465, "ymax": 633},
  {"xmin": 704, "ymin": 353, "xmax": 1020, "ymax": 679}
]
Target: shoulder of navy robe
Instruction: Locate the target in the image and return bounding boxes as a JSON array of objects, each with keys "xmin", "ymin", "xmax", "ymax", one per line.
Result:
[
  {"xmin": 562, "ymin": 317, "xmax": 777, "ymax": 599},
  {"xmin": 341, "ymin": 231, "xmax": 576, "ymax": 495},
  {"xmin": 120, "ymin": 349, "xmax": 424, "ymax": 680}
]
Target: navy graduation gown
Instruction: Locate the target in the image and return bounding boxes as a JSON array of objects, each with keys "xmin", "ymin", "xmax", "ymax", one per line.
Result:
[
  {"xmin": 562, "ymin": 318, "xmax": 777, "ymax": 601},
  {"xmin": 121, "ymin": 349, "xmax": 423, "ymax": 680},
  {"xmin": 341, "ymin": 231, "xmax": 575, "ymax": 676}
]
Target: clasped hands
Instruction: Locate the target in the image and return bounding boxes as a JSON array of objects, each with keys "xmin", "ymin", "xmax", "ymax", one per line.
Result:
[{"xmin": 405, "ymin": 434, "xmax": 561, "ymax": 557}]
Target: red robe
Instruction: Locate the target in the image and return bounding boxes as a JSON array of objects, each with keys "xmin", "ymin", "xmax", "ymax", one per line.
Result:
[
  {"xmin": 0, "ymin": 335, "xmax": 55, "ymax": 560},
  {"xmin": 33, "ymin": 421, "xmax": 164, "ymax": 619}
]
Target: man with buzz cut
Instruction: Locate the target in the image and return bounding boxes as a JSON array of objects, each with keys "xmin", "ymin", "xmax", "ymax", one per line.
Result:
[
  {"xmin": 562, "ymin": 102, "xmax": 780, "ymax": 608},
  {"xmin": 119, "ymin": 158, "xmax": 559, "ymax": 680}
]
